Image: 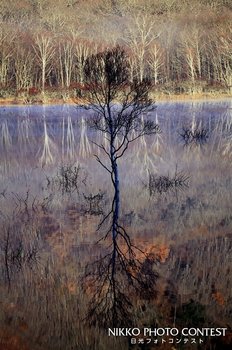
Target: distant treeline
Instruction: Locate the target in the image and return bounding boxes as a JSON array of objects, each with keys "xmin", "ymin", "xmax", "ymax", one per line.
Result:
[{"xmin": 0, "ymin": 0, "xmax": 231, "ymax": 96}]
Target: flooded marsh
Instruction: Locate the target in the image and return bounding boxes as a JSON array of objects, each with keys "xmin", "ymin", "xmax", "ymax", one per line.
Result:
[{"xmin": 0, "ymin": 101, "xmax": 232, "ymax": 349}]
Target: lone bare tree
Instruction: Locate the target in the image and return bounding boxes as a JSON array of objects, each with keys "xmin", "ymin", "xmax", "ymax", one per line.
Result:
[
  {"xmin": 83, "ymin": 46, "xmax": 159, "ymax": 245},
  {"xmin": 81, "ymin": 46, "xmax": 160, "ymax": 326}
]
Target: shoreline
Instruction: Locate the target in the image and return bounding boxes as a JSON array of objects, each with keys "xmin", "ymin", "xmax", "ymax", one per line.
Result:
[{"xmin": 0, "ymin": 93, "xmax": 231, "ymax": 107}]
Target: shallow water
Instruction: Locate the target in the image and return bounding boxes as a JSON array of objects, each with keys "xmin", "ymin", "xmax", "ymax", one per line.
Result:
[{"xmin": 0, "ymin": 101, "xmax": 232, "ymax": 349}]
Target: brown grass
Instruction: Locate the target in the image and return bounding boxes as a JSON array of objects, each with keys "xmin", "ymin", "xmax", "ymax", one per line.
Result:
[{"xmin": 0, "ymin": 92, "xmax": 231, "ymax": 106}]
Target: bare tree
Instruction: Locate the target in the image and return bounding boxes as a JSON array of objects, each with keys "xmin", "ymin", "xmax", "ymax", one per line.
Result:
[
  {"xmin": 0, "ymin": 22, "xmax": 15, "ymax": 87},
  {"xmin": 180, "ymin": 25, "xmax": 204, "ymax": 83},
  {"xmin": 33, "ymin": 32, "xmax": 55, "ymax": 92},
  {"xmin": 125, "ymin": 14, "xmax": 160, "ymax": 82},
  {"xmin": 57, "ymin": 34, "xmax": 75, "ymax": 88},
  {"xmin": 219, "ymin": 24, "xmax": 232, "ymax": 92},
  {"xmin": 74, "ymin": 39, "xmax": 91, "ymax": 85},
  {"xmin": 148, "ymin": 42, "xmax": 164, "ymax": 85},
  {"xmin": 81, "ymin": 46, "xmax": 160, "ymax": 326},
  {"xmin": 14, "ymin": 39, "xmax": 34, "ymax": 91},
  {"xmin": 83, "ymin": 46, "xmax": 160, "ymax": 237}
]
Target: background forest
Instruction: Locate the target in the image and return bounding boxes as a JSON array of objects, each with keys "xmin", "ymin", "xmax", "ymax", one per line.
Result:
[{"xmin": 0, "ymin": 0, "xmax": 232, "ymax": 101}]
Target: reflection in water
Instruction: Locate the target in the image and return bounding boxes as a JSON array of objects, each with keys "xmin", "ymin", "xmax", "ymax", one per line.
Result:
[
  {"xmin": 0, "ymin": 101, "xmax": 232, "ymax": 349},
  {"xmin": 1, "ymin": 120, "xmax": 12, "ymax": 151},
  {"xmin": 83, "ymin": 197, "xmax": 158, "ymax": 328},
  {"xmin": 153, "ymin": 112, "xmax": 163, "ymax": 154},
  {"xmin": 38, "ymin": 118, "xmax": 57, "ymax": 167},
  {"xmin": 17, "ymin": 111, "xmax": 31, "ymax": 147},
  {"xmin": 1, "ymin": 219, "xmax": 40, "ymax": 288},
  {"xmin": 66, "ymin": 115, "xmax": 76, "ymax": 161},
  {"xmin": 79, "ymin": 117, "xmax": 91, "ymax": 158}
]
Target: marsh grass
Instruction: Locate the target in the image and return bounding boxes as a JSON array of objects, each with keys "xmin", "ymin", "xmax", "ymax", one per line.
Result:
[
  {"xmin": 83, "ymin": 191, "xmax": 105, "ymax": 215},
  {"xmin": 147, "ymin": 169, "xmax": 189, "ymax": 196},
  {"xmin": 0, "ymin": 103, "xmax": 232, "ymax": 349},
  {"xmin": 46, "ymin": 164, "xmax": 86, "ymax": 195},
  {"xmin": 180, "ymin": 126, "xmax": 209, "ymax": 146}
]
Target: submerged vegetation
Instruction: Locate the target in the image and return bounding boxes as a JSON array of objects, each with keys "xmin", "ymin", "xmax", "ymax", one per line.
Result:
[
  {"xmin": 46, "ymin": 164, "xmax": 83, "ymax": 194},
  {"xmin": 148, "ymin": 169, "xmax": 190, "ymax": 196},
  {"xmin": 180, "ymin": 126, "xmax": 209, "ymax": 146},
  {"xmin": 0, "ymin": 101, "xmax": 232, "ymax": 349}
]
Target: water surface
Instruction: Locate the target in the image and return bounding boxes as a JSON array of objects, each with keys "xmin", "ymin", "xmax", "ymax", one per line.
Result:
[{"xmin": 0, "ymin": 100, "xmax": 231, "ymax": 349}]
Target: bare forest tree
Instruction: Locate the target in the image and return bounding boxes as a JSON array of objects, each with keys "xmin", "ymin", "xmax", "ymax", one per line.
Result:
[
  {"xmin": 75, "ymin": 40, "xmax": 91, "ymax": 85},
  {"xmin": 148, "ymin": 42, "xmax": 164, "ymax": 85},
  {"xmin": 14, "ymin": 41, "xmax": 34, "ymax": 90},
  {"xmin": 219, "ymin": 24, "xmax": 232, "ymax": 91},
  {"xmin": 180, "ymin": 25, "xmax": 204, "ymax": 83},
  {"xmin": 57, "ymin": 35, "xmax": 75, "ymax": 88},
  {"xmin": 0, "ymin": 23, "xmax": 15, "ymax": 87},
  {"xmin": 0, "ymin": 0, "xmax": 232, "ymax": 95},
  {"xmin": 33, "ymin": 33, "xmax": 55, "ymax": 92},
  {"xmin": 125, "ymin": 14, "xmax": 160, "ymax": 82}
]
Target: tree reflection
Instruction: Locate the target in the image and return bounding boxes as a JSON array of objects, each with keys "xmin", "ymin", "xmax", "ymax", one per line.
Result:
[{"xmin": 83, "ymin": 202, "xmax": 158, "ymax": 327}]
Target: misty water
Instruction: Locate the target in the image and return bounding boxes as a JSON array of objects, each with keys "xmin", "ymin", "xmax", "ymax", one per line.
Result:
[{"xmin": 0, "ymin": 100, "xmax": 232, "ymax": 349}]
